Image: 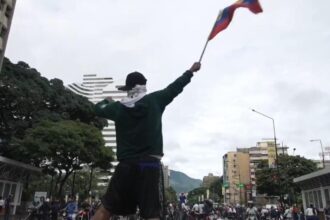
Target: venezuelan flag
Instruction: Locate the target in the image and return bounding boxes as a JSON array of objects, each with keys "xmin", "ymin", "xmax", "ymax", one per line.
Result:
[{"xmin": 208, "ymin": 0, "xmax": 263, "ymax": 40}]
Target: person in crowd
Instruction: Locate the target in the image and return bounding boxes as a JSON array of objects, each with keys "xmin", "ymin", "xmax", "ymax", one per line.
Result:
[
  {"xmin": 0, "ymin": 196, "xmax": 4, "ymax": 215},
  {"xmin": 228, "ymin": 205, "xmax": 236, "ymax": 219},
  {"xmin": 325, "ymin": 201, "xmax": 330, "ymax": 220},
  {"xmin": 38, "ymin": 197, "xmax": 51, "ymax": 220},
  {"xmin": 270, "ymin": 206, "xmax": 278, "ymax": 220},
  {"xmin": 50, "ymin": 199, "xmax": 60, "ymax": 220},
  {"xmin": 179, "ymin": 193, "xmax": 187, "ymax": 209},
  {"xmin": 246, "ymin": 203, "xmax": 258, "ymax": 220},
  {"xmin": 4, "ymin": 195, "xmax": 12, "ymax": 220},
  {"xmin": 92, "ymin": 62, "xmax": 201, "ymax": 220},
  {"xmin": 192, "ymin": 203, "xmax": 199, "ymax": 217},
  {"xmin": 292, "ymin": 204, "xmax": 299, "ymax": 220},
  {"xmin": 64, "ymin": 197, "xmax": 78, "ymax": 220},
  {"xmin": 79, "ymin": 199, "xmax": 91, "ymax": 220},
  {"xmin": 260, "ymin": 206, "xmax": 269, "ymax": 220},
  {"xmin": 283, "ymin": 205, "xmax": 293, "ymax": 220},
  {"xmin": 304, "ymin": 204, "xmax": 318, "ymax": 220}
]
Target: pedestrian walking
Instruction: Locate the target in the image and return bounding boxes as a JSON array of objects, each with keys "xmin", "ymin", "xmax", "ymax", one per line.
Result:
[
  {"xmin": 283, "ymin": 206, "xmax": 293, "ymax": 220},
  {"xmin": 50, "ymin": 199, "xmax": 60, "ymax": 220},
  {"xmin": 64, "ymin": 197, "xmax": 78, "ymax": 220},
  {"xmin": 292, "ymin": 204, "xmax": 299, "ymax": 220},
  {"xmin": 4, "ymin": 195, "xmax": 12, "ymax": 220},
  {"xmin": 93, "ymin": 62, "xmax": 201, "ymax": 220},
  {"xmin": 305, "ymin": 204, "xmax": 318, "ymax": 220},
  {"xmin": 39, "ymin": 197, "xmax": 51, "ymax": 220},
  {"xmin": 325, "ymin": 201, "xmax": 330, "ymax": 220},
  {"xmin": 0, "ymin": 196, "xmax": 4, "ymax": 216}
]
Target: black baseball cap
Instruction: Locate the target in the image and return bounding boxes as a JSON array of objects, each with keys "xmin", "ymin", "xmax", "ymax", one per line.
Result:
[{"xmin": 118, "ymin": 71, "xmax": 147, "ymax": 91}]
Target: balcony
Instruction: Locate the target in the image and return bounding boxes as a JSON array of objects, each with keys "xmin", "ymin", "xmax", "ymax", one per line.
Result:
[
  {"xmin": 0, "ymin": 14, "xmax": 8, "ymax": 29},
  {"xmin": 5, "ymin": 0, "xmax": 14, "ymax": 8}
]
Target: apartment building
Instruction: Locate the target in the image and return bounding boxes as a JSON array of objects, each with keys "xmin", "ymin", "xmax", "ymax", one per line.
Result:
[
  {"xmin": 0, "ymin": 0, "xmax": 16, "ymax": 70},
  {"xmin": 202, "ymin": 173, "xmax": 220, "ymax": 188},
  {"xmin": 237, "ymin": 140, "xmax": 288, "ymax": 201},
  {"xmin": 163, "ymin": 165, "xmax": 170, "ymax": 189},
  {"xmin": 223, "ymin": 151, "xmax": 250, "ymax": 204}
]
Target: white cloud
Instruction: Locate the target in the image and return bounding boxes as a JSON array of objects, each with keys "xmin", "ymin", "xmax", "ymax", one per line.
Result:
[{"xmin": 5, "ymin": 0, "xmax": 330, "ymax": 179}]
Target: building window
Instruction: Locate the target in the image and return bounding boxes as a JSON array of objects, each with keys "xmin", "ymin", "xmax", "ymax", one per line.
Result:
[
  {"xmin": 325, "ymin": 189, "xmax": 330, "ymax": 206},
  {"xmin": 313, "ymin": 191, "xmax": 319, "ymax": 208},
  {"xmin": 308, "ymin": 191, "xmax": 313, "ymax": 206},
  {"xmin": 305, "ymin": 192, "xmax": 309, "ymax": 208},
  {"xmin": 0, "ymin": 182, "xmax": 3, "ymax": 196},
  {"xmin": 317, "ymin": 190, "xmax": 323, "ymax": 208}
]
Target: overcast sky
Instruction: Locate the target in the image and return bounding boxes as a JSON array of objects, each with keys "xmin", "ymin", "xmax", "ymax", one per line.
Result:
[{"xmin": 6, "ymin": 0, "xmax": 330, "ymax": 179}]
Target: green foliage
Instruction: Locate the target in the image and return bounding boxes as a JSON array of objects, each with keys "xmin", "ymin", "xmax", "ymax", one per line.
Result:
[
  {"xmin": 0, "ymin": 58, "xmax": 107, "ymax": 157},
  {"xmin": 165, "ymin": 187, "xmax": 178, "ymax": 204},
  {"xmin": 0, "ymin": 58, "xmax": 114, "ymax": 197},
  {"xmin": 61, "ymin": 169, "xmax": 107, "ymax": 200},
  {"xmin": 12, "ymin": 120, "xmax": 113, "ymax": 196},
  {"xmin": 209, "ymin": 176, "xmax": 223, "ymax": 202},
  {"xmin": 187, "ymin": 187, "xmax": 207, "ymax": 205},
  {"xmin": 22, "ymin": 170, "xmax": 107, "ymax": 201},
  {"xmin": 256, "ymin": 155, "xmax": 317, "ymax": 202}
]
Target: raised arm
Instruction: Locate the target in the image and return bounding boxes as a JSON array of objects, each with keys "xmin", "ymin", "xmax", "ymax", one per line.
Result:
[{"xmin": 154, "ymin": 62, "xmax": 201, "ymax": 108}]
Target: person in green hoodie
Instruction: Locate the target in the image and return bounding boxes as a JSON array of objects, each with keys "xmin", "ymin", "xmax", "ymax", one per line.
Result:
[{"xmin": 93, "ymin": 62, "xmax": 201, "ymax": 220}]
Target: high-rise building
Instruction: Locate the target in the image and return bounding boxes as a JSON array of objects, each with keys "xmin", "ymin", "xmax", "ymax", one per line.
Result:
[
  {"xmin": 67, "ymin": 74, "xmax": 126, "ymax": 185},
  {"xmin": 162, "ymin": 165, "xmax": 170, "ymax": 189},
  {"xmin": 0, "ymin": 0, "xmax": 16, "ymax": 70},
  {"xmin": 223, "ymin": 152, "xmax": 250, "ymax": 204},
  {"xmin": 202, "ymin": 173, "xmax": 220, "ymax": 188},
  {"xmin": 236, "ymin": 140, "xmax": 289, "ymax": 202}
]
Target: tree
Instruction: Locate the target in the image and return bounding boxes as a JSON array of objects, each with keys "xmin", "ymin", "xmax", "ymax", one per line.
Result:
[
  {"xmin": 0, "ymin": 58, "xmax": 107, "ymax": 157},
  {"xmin": 165, "ymin": 187, "xmax": 178, "ymax": 204},
  {"xmin": 13, "ymin": 120, "xmax": 114, "ymax": 197},
  {"xmin": 209, "ymin": 176, "xmax": 223, "ymax": 202},
  {"xmin": 187, "ymin": 187, "xmax": 207, "ymax": 205},
  {"xmin": 256, "ymin": 155, "xmax": 317, "ymax": 203}
]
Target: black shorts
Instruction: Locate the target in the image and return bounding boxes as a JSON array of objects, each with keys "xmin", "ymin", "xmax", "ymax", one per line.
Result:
[{"xmin": 101, "ymin": 157, "xmax": 164, "ymax": 219}]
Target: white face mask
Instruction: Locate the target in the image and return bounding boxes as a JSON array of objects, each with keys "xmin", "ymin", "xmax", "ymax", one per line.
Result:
[{"xmin": 120, "ymin": 85, "xmax": 147, "ymax": 108}]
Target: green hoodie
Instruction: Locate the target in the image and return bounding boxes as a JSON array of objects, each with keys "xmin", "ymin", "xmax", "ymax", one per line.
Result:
[{"xmin": 95, "ymin": 71, "xmax": 193, "ymax": 160}]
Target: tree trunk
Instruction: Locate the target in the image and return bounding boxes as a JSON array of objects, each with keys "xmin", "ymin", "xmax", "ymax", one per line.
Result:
[
  {"xmin": 49, "ymin": 174, "xmax": 54, "ymax": 199},
  {"xmin": 71, "ymin": 171, "xmax": 76, "ymax": 197},
  {"xmin": 54, "ymin": 171, "xmax": 62, "ymax": 196},
  {"xmin": 57, "ymin": 170, "xmax": 72, "ymax": 197},
  {"xmin": 88, "ymin": 167, "xmax": 94, "ymax": 193}
]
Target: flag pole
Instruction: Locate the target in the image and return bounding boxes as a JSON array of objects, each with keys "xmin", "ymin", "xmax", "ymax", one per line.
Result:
[
  {"xmin": 199, "ymin": 39, "xmax": 209, "ymax": 63},
  {"xmin": 199, "ymin": 9, "xmax": 220, "ymax": 62}
]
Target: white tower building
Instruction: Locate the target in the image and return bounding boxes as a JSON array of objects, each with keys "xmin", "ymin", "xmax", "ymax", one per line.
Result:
[{"xmin": 67, "ymin": 74, "xmax": 126, "ymax": 185}]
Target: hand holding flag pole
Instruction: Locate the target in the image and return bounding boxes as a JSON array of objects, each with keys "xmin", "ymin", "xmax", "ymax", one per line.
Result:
[{"xmin": 198, "ymin": 0, "xmax": 263, "ymax": 63}]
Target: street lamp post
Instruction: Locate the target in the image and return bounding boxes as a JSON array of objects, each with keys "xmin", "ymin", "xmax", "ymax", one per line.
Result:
[
  {"xmin": 310, "ymin": 139, "xmax": 325, "ymax": 168},
  {"xmin": 251, "ymin": 109, "xmax": 283, "ymax": 205}
]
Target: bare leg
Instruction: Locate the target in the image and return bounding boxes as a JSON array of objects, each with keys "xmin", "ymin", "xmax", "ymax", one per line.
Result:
[{"xmin": 93, "ymin": 206, "xmax": 111, "ymax": 220}]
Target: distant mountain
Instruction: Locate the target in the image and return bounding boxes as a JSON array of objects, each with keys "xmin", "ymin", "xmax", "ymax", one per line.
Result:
[{"xmin": 169, "ymin": 170, "xmax": 202, "ymax": 193}]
